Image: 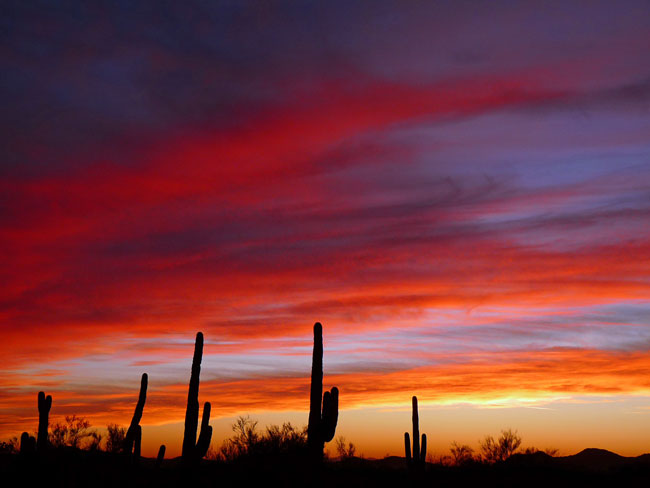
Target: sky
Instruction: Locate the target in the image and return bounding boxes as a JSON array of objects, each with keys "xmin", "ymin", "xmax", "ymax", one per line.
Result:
[{"xmin": 1, "ymin": 0, "xmax": 650, "ymax": 458}]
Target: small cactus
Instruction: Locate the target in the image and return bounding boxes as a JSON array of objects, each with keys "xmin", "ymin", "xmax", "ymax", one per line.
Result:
[
  {"xmin": 37, "ymin": 391, "xmax": 52, "ymax": 452},
  {"xmin": 307, "ymin": 322, "xmax": 339, "ymax": 461},
  {"xmin": 182, "ymin": 332, "xmax": 212, "ymax": 463},
  {"xmin": 20, "ymin": 432, "xmax": 36, "ymax": 455},
  {"xmin": 123, "ymin": 373, "xmax": 147, "ymax": 460},
  {"xmin": 156, "ymin": 444, "xmax": 166, "ymax": 468},
  {"xmin": 404, "ymin": 396, "xmax": 427, "ymax": 470}
]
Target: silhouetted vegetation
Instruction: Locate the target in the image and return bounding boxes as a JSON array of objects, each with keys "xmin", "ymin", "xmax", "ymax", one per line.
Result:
[
  {"xmin": 106, "ymin": 424, "xmax": 126, "ymax": 453},
  {"xmin": 479, "ymin": 429, "xmax": 522, "ymax": 463},
  {"xmin": 3, "ymin": 326, "xmax": 650, "ymax": 487},
  {"xmin": 336, "ymin": 436, "xmax": 356, "ymax": 460},
  {"xmin": 0, "ymin": 437, "xmax": 19, "ymax": 454},
  {"xmin": 50, "ymin": 414, "xmax": 99, "ymax": 449},
  {"xmin": 450, "ymin": 441, "xmax": 475, "ymax": 466},
  {"xmin": 218, "ymin": 415, "xmax": 308, "ymax": 464}
]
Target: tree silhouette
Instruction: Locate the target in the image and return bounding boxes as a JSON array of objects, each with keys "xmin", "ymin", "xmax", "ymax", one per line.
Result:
[
  {"xmin": 450, "ymin": 441, "xmax": 475, "ymax": 465},
  {"xmin": 335, "ymin": 436, "xmax": 356, "ymax": 460},
  {"xmin": 479, "ymin": 428, "xmax": 522, "ymax": 463},
  {"xmin": 106, "ymin": 424, "xmax": 126, "ymax": 453},
  {"xmin": 50, "ymin": 415, "xmax": 96, "ymax": 449}
]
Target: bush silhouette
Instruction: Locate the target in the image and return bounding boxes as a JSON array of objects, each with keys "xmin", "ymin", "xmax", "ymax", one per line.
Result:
[
  {"xmin": 50, "ymin": 414, "xmax": 98, "ymax": 449},
  {"xmin": 450, "ymin": 441, "xmax": 475, "ymax": 466},
  {"xmin": 479, "ymin": 428, "xmax": 522, "ymax": 463},
  {"xmin": 106, "ymin": 424, "xmax": 126, "ymax": 453},
  {"xmin": 335, "ymin": 436, "xmax": 356, "ymax": 460},
  {"xmin": 219, "ymin": 416, "xmax": 308, "ymax": 462}
]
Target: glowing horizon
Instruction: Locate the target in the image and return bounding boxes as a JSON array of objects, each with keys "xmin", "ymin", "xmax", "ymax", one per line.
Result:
[{"xmin": 1, "ymin": 1, "xmax": 649, "ymax": 459}]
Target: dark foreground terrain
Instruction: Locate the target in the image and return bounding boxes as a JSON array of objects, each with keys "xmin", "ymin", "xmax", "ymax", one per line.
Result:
[{"xmin": 2, "ymin": 448, "xmax": 650, "ymax": 488}]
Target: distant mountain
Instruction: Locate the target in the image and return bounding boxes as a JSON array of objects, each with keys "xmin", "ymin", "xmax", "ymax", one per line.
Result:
[
  {"xmin": 559, "ymin": 448, "xmax": 626, "ymax": 470},
  {"xmin": 507, "ymin": 448, "xmax": 650, "ymax": 471}
]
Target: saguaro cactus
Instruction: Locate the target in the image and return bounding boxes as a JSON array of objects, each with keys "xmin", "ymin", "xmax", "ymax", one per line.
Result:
[
  {"xmin": 404, "ymin": 396, "xmax": 427, "ymax": 470},
  {"xmin": 123, "ymin": 373, "xmax": 147, "ymax": 459},
  {"xmin": 182, "ymin": 332, "xmax": 212, "ymax": 463},
  {"xmin": 307, "ymin": 322, "xmax": 339, "ymax": 461},
  {"xmin": 37, "ymin": 391, "xmax": 52, "ymax": 452}
]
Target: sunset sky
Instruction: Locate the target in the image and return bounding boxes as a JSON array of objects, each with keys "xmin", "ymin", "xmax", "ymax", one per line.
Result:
[{"xmin": 2, "ymin": 1, "xmax": 650, "ymax": 459}]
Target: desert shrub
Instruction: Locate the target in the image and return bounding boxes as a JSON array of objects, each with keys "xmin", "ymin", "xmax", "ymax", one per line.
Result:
[
  {"xmin": 450, "ymin": 441, "xmax": 475, "ymax": 465},
  {"xmin": 106, "ymin": 424, "xmax": 126, "ymax": 453},
  {"xmin": 335, "ymin": 436, "xmax": 356, "ymax": 459},
  {"xmin": 0, "ymin": 437, "xmax": 20, "ymax": 453},
  {"xmin": 50, "ymin": 415, "xmax": 99, "ymax": 449},
  {"xmin": 479, "ymin": 428, "xmax": 521, "ymax": 463},
  {"xmin": 219, "ymin": 415, "xmax": 308, "ymax": 462}
]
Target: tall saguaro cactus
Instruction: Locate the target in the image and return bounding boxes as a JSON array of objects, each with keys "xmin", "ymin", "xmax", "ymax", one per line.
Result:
[
  {"xmin": 182, "ymin": 332, "xmax": 212, "ymax": 463},
  {"xmin": 404, "ymin": 396, "xmax": 427, "ymax": 470},
  {"xmin": 307, "ymin": 322, "xmax": 339, "ymax": 461},
  {"xmin": 123, "ymin": 373, "xmax": 147, "ymax": 460},
  {"xmin": 37, "ymin": 391, "xmax": 52, "ymax": 452}
]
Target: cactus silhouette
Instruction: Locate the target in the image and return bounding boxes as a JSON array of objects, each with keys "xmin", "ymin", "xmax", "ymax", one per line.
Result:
[
  {"xmin": 37, "ymin": 391, "xmax": 52, "ymax": 452},
  {"xmin": 404, "ymin": 396, "xmax": 427, "ymax": 470},
  {"xmin": 182, "ymin": 332, "xmax": 212, "ymax": 463},
  {"xmin": 123, "ymin": 373, "xmax": 147, "ymax": 459},
  {"xmin": 307, "ymin": 322, "xmax": 339, "ymax": 461},
  {"xmin": 20, "ymin": 432, "xmax": 36, "ymax": 455}
]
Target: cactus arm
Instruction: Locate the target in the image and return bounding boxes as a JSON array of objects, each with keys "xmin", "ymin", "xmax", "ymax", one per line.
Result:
[
  {"xmin": 322, "ymin": 387, "xmax": 339, "ymax": 442},
  {"xmin": 37, "ymin": 391, "xmax": 52, "ymax": 452},
  {"xmin": 182, "ymin": 332, "xmax": 204, "ymax": 459},
  {"xmin": 420, "ymin": 434, "xmax": 427, "ymax": 464},
  {"xmin": 195, "ymin": 402, "xmax": 213, "ymax": 458},
  {"xmin": 404, "ymin": 432, "xmax": 412, "ymax": 462},
  {"xmin": 156, "ymin": 445, "xmax": 166, "ymax": 467}
]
